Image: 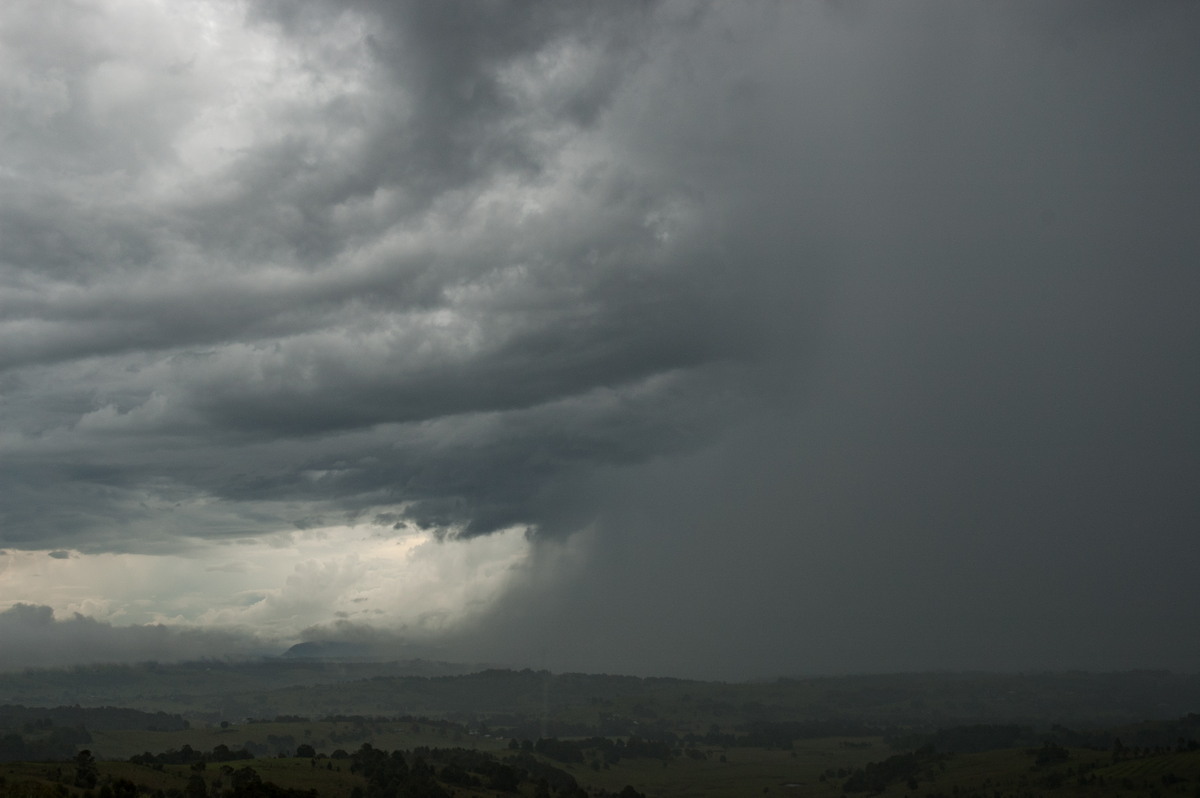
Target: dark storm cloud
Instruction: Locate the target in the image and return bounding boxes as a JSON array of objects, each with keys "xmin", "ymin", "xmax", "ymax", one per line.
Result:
[
  {"xmin": 0, "ymin": 1, "xmax": 660, "ymax": 371},
  {"xmin": 1, "ymin": 0, "xmax": 714, "ymax": 551},
  {"xmin": 174, "ymin": 0, "xmax": 655, "ymax": 277},
  {"xmin": 2, "ymin": 1, "xmax": 1199, "ymax": 676},
  {"xmin": 440, "ymin": 1, "xmax": 1200, "ymax": 676},
  {"xmin": 252, "ymin": 0, "xmax": 647, "ymax": 181},
  {"xmin": 220, "ymin": 367, "xmax": 737, "ymax": 536}
]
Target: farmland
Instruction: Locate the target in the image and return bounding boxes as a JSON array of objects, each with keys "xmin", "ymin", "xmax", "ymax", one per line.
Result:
[{"xmin": 1, "ymin": 665, "xmax": 1199, "ymax": 796}]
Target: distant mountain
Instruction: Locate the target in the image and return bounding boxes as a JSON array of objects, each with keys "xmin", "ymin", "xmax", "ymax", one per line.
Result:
[
  {"xmin": 280, "ymin": 641, "xmax": 378, "ymax": 660},
  {"xmin": 0, "ymin": 704, "xmax": 188, "ymax": 731},
  {"xmin": 278, "ymin": 644, "xmax": 486, "ymax": 677}
]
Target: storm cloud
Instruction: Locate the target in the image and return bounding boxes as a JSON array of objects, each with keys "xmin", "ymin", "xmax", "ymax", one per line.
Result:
[{"xmin": 1, "ymin": 1, "xmax": 1198, "ymax": 678}]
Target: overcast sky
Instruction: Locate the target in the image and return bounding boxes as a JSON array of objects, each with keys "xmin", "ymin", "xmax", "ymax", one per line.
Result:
[{"xmin": 1, "ymin": 0, "xmax": 1198, "ymax": 679}]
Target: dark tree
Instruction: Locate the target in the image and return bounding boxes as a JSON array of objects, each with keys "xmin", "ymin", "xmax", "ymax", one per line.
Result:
[
  {"xmin": 74, "ymin": 749, "xmax": 99, "ymax": 789},
  {"xmin": 185, "ymin": 773, "xmax": 207, "ymax": 798}
]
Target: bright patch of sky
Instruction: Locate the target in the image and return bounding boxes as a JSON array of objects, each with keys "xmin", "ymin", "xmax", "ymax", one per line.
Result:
[{"xmin": 0, "ymin": 525, "xmax": 531, "ymax": 646}]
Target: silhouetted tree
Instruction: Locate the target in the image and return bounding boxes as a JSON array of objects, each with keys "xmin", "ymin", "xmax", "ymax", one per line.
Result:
[{"xmin": 74, "ymin": 749, "xmax": 99, "ymax": 789}]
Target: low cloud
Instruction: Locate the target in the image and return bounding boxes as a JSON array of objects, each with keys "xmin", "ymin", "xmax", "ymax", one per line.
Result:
[{"xmin": 0, "ymin": 604, "xmax": 268, "ymax": 671}]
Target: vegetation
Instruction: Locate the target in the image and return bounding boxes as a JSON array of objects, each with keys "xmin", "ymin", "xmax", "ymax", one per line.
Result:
[{"xmin": 1, "ymin": 664, "xmax": 1199, "ymax": 796}]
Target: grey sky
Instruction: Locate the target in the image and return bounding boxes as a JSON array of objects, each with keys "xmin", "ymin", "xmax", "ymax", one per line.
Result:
[{"xmin": 1, "ymin": 1, "xmax": 1198, "ymax": 678}]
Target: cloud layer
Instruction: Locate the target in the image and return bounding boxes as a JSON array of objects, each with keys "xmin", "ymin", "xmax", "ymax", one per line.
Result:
[
  {"xmin": 2, "ymin": 1, "xmax": 1199, "ymax": 677},
  {"xmin": 0, "ymin": 602, "xmax": 267, "ymax": 671}
]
